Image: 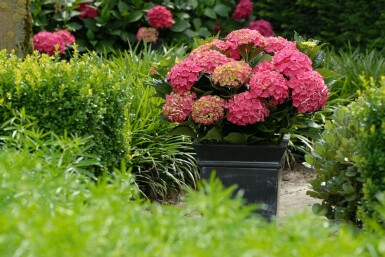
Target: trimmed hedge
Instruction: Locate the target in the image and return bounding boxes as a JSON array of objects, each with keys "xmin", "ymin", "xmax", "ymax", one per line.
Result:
[{"xmin": 0, "ymin": 50, "xmax": 130, "ymax": 171}]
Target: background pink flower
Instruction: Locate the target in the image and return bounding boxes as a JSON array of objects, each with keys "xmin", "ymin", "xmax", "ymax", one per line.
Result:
[
  {"xmin": 54, "ymin": 30, "xmax": 75, "ymax": 46},
  {"xmin": 33, "ymin": 31, "xmax": 66, "ymax": 55},
  {"xmin": 166, "ymin": 60, "xmax": 201, "ymax": 94},
  {"xmin": 136, "ymin": 27, "xmax": 159, "ymax": 44},
  {"xmin": 212, "ymin": 61, "xmax": 252, "ymax": 87},
  {"xmin": 249, "ymin": 69, "xmax": 289, "ymax": 104},
  {"xmin": 249, "ymin": 19, "xmax": 274, "ymax": 37},
  {"xmin": 272, "ymin": 48, "xmax": 313, "ymax": 78},
  {"xmin": 232, "ymin": 0, "xmax": 253, "ymax": 21},
  {"xmin": 162, "ymin": 92, "xmax": 196, "ymax": 123},
  {"xmin": 226, "ymin": 92, "xmax": 270, "ymax": 126},
  {"xmin": 289, "ymin": 70, "xmax": 329, "ymax": 113},
  {"xmin": 192, "ymin": 95, "xmax": 225, "ymax": 125},
  {"xmin": 147, "ymin": 5, "xmax": 174, "ymax": 29},
  {"xmin": 77, "ymin": 3, "xmax": 98, "ymax": 19}
]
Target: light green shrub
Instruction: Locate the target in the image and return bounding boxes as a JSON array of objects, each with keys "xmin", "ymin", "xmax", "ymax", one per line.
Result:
[
  {"xmin": 0, "ymin": 151, "xmax": 382, "ymax": 256},
  {"xmin": 353, "ymin": 77, "xmax": 385, "ymax": 227},
  {"xmin": 0, "ymin": 50, "xmax": 130, "ymax": 171}
]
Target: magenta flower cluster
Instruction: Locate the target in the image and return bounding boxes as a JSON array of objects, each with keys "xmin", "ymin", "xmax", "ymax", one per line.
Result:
[
  {"xmin": 33, "ymin": 30, "xmax": 75, "ymax": 56},
  {"xmin": 160, "ymin": 28, "xmax": 328, "ymax": 131},
  {"xmin": 248, "ymin": 19, "xmax": 274, "ymax": 37},
  {"xmin": 137, "ymin": 5, "xmax": 174, "ymax": 44},
  {"xmin": 77, "ymin": 3, "xmax": 98, "ymax": 20},
  {"xmin": 232, "ymin": 0, "xmax": 253, "ymax": 21}
]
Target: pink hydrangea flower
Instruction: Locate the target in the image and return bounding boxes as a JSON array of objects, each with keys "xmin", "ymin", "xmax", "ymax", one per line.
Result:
[
  {"xmin": 187, "ymin": 50, "xmax": 230, "ymax": 74},
  {"xmin": 264, "ymin": 36, "xmax": 297, "ymax": 54},
  {"xmin": 166, "ymin": 60, "xmax": 201, "ymax": 94},
  {"xmin": 252, "ymin": 61, "xmax": 274, "ymax": 73},
  {"xmin": 249, "ymin": 19, "xmax": 274, "ymax": 37},
  {"xmin": 147, "ymin": 5, "xmax": 174, "ymax": 29},
  {"xmin": 289, "ymin": 70, "xmax": 329, "ymax": 113},
  {"xmin": 54, "ymin": 29, "xmax": 75, "ymax": 46},
  {"xmin": 226, "ymin": 28, "xmax": 266, "ymax": 49},
  {"xmin": 272, "ymin": 48, "xmax": 313, "ymax": 79},
  {"xmin": 232, "ymin": 0, "xmax": 253, "ymax": 21},
  {"xmin": 212, "ymin": 61, "xmax": 252, "ymax": 87},
  {"xmin": 162, "ymin": 92, "xmax": 196, "ymax": 123},
  {"xmin": 192, "ymin": 95, "xmax": 225, "ymax": 125},
  {"xmin": 226, "ymin": 91, "xmax": 270, "ymax": 126},
  {"xmin": 78, "ymin": 3, "xmax": 98, "ymax": 19},
  {"xmin": 33, "ymin": 31, "xmax": 66, "ymax": 55},
  {"xmin": 249, "ymin": 69, "xmax": 289, "ymax": 105},
  {"xmin": 136, "ymin": 27, "xmax": 159, "ymax": 44}
]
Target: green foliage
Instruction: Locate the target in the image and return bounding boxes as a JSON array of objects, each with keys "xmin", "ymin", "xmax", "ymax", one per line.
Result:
[
  {"xmin": 0, "ymin": 109, "xmax": 101, "ymax": 178},
  {"xmin": 353, "ymin": 78, "xmax": 385, "ymax": 228},
  {"xmin": 305, "ymin": 106, "xmax": 362, "ymax": 226},
  {"xmin": 325, "ymin": 46, "xmax": 385, "ymax": 104},
  {"xmin": 107, "ymin": 47, "xmax": 199, "ymax": 201},
  {"xmin": 29, "ymin": 0, "xmax": 255, "ymax": 53},
  {"xmin": 0, "ymin": 49, "xmax": 130, "ymax": 171},
  {"xmin": 0, "ymin": 153, "xmax": 382, "ymax": 256},
  {"xmin": 255, "ymin": 0, "xmax": 385, "ymax": 50}
]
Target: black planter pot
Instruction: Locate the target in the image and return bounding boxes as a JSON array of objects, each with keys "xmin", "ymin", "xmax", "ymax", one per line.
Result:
[{"xmin": 194, "ymin": 134, "xmax": 289, "ymax": 220}]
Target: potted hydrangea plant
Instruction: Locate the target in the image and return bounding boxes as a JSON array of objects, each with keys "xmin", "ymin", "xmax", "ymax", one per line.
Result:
[{"xmin": 152, "ymin": 28, "xmax": 330, "ymax": 219}]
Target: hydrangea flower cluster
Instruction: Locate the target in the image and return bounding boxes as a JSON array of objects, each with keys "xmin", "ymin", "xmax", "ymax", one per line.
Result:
[
  {"xmin": 146, "ymin": 5, "xmax": 174, "ymax": 29},
  {"xmin": 33, "ymin": 30, "xmax": 75, "ymax": 56},
  {"xmin": 136, "ymin": 27, "xmax": 159, "ymax": 44},
  {"xmin": 156, "ymin": 28, "xmax": 329, "ymax": 144},
  {"xmin": 77, "ymin": 3, "xmax": 98, "ymax": 19},
  {"xmin": 232, "ymin": 0, "xmax": 253, "ymax": 21},
  {"xmin": 248, "ymin": 19, "xmax": 274, "ymax": 37},
  {"xmin": 136, "ymin": 5, "xmax": 174, "ymax": 45}
]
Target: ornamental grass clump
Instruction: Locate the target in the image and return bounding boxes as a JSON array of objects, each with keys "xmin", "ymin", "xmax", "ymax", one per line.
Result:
[{"xmin": 153, "ymin": 29, "xmax": 330, "ymax": 144}]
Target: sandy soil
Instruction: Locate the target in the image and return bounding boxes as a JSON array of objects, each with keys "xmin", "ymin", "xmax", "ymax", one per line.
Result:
[{"xmin": 278, "ymin": 163, "xmax": 321, "ymax": 219}]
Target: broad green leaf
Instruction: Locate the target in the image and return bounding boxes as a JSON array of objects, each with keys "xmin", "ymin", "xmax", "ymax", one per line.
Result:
[
  {"xmin": 171, "ymin": 18, "xmax": 190, "ymax": 32},
  {"xmin": 204, "ymin": 8, "xmax": 217, "ymax": 19},
  {"xmin": 118, "ymin": 1, "xmax": 130, "ymax": 12},
  {"xmin": 223, "ymin": 132, "xmax": 247, "ymax": 144},
  {"xmin": 213, "ymin": 4, "xmax": 230, "ymax": 17},
  {"xmin": 201, "ymin": 126, "xmax": 222, "ymax": 142},
  {"xmin": 126, "ymin": 11, "xmax": 143, "ymax": 23},
  {"xmin": 171, "ymin": 125, "xmax": 196, "ymax": 137}
]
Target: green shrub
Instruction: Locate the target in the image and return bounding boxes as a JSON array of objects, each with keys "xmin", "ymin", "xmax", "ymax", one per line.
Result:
[
  {"xmin": 353, "ymin": 78, "xmax": 385, "ymax": 227},
  {"xmin": 0, "ymin": 151, "xmax": 382, "ymax": 256},
  {"xmin": 0, "ymin": 49, "xmax": 130, "ymax": 171},
  {"xmin": 305, "ymin": 105, "xmax": 362, "ymax": 226},
  {"xmin": 0, "ymin": 109, "xmax": 101, "ymax": 178}
]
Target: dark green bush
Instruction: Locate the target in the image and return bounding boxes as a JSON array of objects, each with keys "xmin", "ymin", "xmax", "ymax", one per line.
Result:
[
  {"xmin": 0, "ymin": 49, "xmax": 130, "ymax": 171},
  {"xmin": 255, "ymin": 0, "xmax": 385, "ymax": 50}
]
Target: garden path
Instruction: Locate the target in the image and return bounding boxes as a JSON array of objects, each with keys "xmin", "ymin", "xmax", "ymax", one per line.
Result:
[{"xmin": 278, "ymin": 163, "xmax": 321, "ymax": 220}]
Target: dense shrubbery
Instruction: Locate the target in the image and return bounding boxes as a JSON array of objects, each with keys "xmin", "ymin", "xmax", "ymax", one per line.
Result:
[
  {"xmin": 353, "ymin": 78, "xmax": 385, "ymax": 227},
  {"xmin": 0, "ymin": 47, "xmax": 199, "ymax": 200},
  {"xmin": 0, "ymin": 150, "xmax": 383, "ymax": 256},
  {"xmin": 307, "ymin": 77, "xmax": 385, "ymax": 228},
  {"xmin": 255, "ymin": 0, "xmax": 385, "ymax": 50},
  {"xmin": 30, "ymin": 0, "xmax": 265, "ymax": 53},
  {"xmin": 0, "ymin": 49, "xmax": 129, "ymax": 171}
]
